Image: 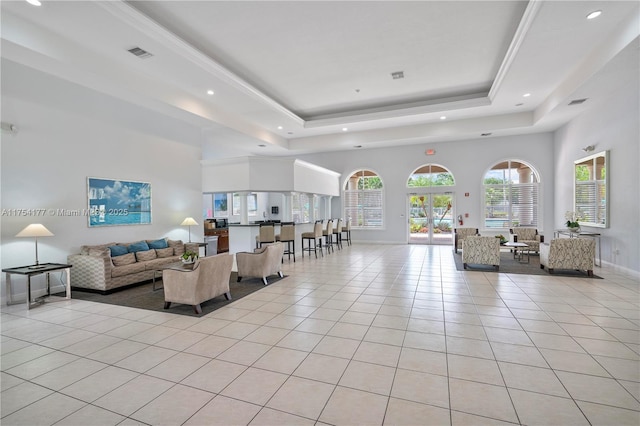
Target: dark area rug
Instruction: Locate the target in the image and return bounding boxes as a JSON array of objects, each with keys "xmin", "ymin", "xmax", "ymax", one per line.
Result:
[
  {"xmin": 57, "ymin": 272, "xmax": 287, "ymax": 317},
  {"xmin": 453, "ymin": 251, "xmax": 601, "ymax": 278}
]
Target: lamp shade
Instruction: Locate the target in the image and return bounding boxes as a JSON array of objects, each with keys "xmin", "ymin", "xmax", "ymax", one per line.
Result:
[
  {"xmin": 16, "ymin": 224, "xmax": 54, "ymax": 237},
  {"xmin": 181, "ymin": 217, "xmax": 199, "ymax": 226}
]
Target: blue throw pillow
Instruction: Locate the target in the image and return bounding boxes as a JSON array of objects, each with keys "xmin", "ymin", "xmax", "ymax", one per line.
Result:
[
  {"xmin": 128, "ymin": 241, "xmax": 150, "ymax": 253},
  {"xmin": 148, "ymin": 238, "xmax": 168, "ymax": 249},
  {"xmin": 109, "ymin": 245, "xmax": 128, "ymax": 257}
]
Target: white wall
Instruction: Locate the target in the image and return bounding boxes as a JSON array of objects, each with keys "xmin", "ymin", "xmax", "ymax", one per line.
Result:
[
  {"xmin": 553, "ymin": 75, "xmax": 640, "ymax": 273},
  {"xmin": 1, "ymin": 96, "xmax": 203, "ymax": 300},
  {"xmin": 296, "ymin": 133, "xmax": 555, "ymax": 244}
]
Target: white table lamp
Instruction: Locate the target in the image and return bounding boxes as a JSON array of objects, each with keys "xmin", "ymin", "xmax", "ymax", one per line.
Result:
[
  {"xmin": 181, "ymin": 217, "xmax": 199, "ymax": 243},
  {"xmin": 16, "ymin": 223, "xmax": 54, "ymax": 268}
]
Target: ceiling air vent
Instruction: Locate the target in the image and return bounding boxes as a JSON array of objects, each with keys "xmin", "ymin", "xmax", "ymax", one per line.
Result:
[
  {"xmin": 127, "ymin": 47, "xmax": 153, "ymax": 59},
  {"xmin": 568, "ymin": 98, "xmax": 588, "ymax": 106},
  {"xmin": 391, "ymin": 71, "xmax": 404, "ymax": 80}
]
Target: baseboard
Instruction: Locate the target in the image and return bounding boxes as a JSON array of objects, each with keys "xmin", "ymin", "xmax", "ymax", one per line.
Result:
[
  {"xmin": 1, "ymin": 283, "xmax": 67, "ymax": 307},
  {"xmin": 600, "ymin": 260, "xmax": 640, "ymax": 279}
]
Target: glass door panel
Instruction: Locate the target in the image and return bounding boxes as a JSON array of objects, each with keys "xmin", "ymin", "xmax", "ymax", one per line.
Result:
[{"xmin": 408, "ymin": 194, "xmax": 454, "ymax": 245}]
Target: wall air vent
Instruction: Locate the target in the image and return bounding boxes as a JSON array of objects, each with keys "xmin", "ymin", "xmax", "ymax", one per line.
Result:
[
  {"xmin": 568, "ymin": 98, "xmax": 588, "ymax": 106},
  {"xmin": 127, "ymin": 47, "xmax": 153, "ymax": 59}
]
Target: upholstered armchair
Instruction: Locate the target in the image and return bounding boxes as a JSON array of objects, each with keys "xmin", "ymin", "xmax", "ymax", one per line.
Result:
[
  {"xmin": 162, "ymin": 253, "xmax": 233, "ymax": 315},
  {"xmin": 540, "ymin": 238, "xmax": 595, "ymax": 276},
  {"xmin": 236, "ymin": 242, "xmax": 285, "ymax": 285},
  {"xmin": 454, "ymin": 228, "xmax": 479, "ymax": 253},
  {"xmin": 510, "ymin": 227, "xmax": 544, "ymax": 253},
  {"xmin": 462, "ymin": 236, "xmax": 500, "ymax": 271}
]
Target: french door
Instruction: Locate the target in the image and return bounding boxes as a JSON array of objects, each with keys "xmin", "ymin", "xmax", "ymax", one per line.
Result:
[{"xmin": 408, "ymin": 193, "xmax": 454, "ymax": 245}]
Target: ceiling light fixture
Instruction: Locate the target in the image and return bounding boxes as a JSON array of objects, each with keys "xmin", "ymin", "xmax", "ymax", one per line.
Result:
[
  {"xmin": 586, "ymin": 10, "xmax": 602, "ymax": 20},
  {"xmin": 481, "ymin": 133, "xmax": 492, "ymax": 137},
  {"xmin": 25, "ymin": 0, "xmax": 41, "ymax": 6},
  {"xmin": 342, "ymin": 128, "xmax": 348, "ymax": 132},
  {"xmin": 206, "ymin": 90, "xmax": 214, "ymax": 95},
  {"xmin": 277, "ymin": 126, "xmax": 283, "ymax": 130},
  {"xmin": 354, "ymin": 145, "xmax": 363, "ymax": 148},
  {"xmin": 258, "ymin": 144, "xmax": 266, "ymax": 147},
  {"xmin": 523, "ymin": 93, "xmax": 531, "ymax": 97},
  {"xmin": 440, "ymin": 116, "xmax": 447, "ymax": 120},
  {"xmin": 515, "ymin": 103, "xmax": 524, "ymax": 107}
]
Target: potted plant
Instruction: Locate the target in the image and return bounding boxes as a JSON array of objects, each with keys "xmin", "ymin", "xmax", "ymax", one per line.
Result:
[
  {"xmin": 565, "ymin": 211, "xmax": 583, "ymax": 232},
  {"xmin": 181, "ymin": 251, "xmax": 199, "ymax": 264},
  {"xmin": 495, "ymin": 234, "xmax": 507, "ymax": 244}
]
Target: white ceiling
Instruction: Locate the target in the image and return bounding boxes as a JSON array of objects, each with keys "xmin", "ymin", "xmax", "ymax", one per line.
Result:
[{"xmin": 1, "ymin": 0, "xmax": 638, "ymax": 158}]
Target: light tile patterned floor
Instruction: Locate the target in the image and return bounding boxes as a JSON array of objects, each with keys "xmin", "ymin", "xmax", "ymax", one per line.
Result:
[{"xmin": 1, "ymin": 244, "xmax": 639, "ymax": 425}]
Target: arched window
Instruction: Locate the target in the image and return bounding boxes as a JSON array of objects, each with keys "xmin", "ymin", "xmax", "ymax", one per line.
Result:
[
  {"xmin": 408, "ymin": 164, "xmax": 455, "ymax": 187},
  {"xmin": 343, "ymin": 170, "xmax": 383, "ymax": 229},
  {"xmin": 483, "ymin": 160, "xmax": 540, "ymax": 229}
]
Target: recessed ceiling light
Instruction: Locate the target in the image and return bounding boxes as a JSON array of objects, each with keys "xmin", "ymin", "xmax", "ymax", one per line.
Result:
[
  {"xmin": 440, "ymin": 116, "xmax": 447, "ymax": 120},
  {"xmin": 354, "ymin": 145, "xmax": 363, "ymax": 148},
  {"xmin": 206, "ymin": 90, "xmax": 214, "ymax": 95},
  {"xmin": 515, "ymin": 103, "xmax": 524, "ymax": 107},
  {"xmin": 277, "ymin": 126, "xmax": 283, "ymax": 130},
  {"xmin": 258, "ymin": 144, "xmax": 266, "ymax": 148},
  {"xmin": 287, "ymin": 132, "xmax": 293, "ymax": 135},
  {"xmin": 523, "ymin": 93, "xmax": 531, "ymax": 97},
  {"xmin": 586, "ymin": 10, "xmax": 602, "ymax": 20},
  {"xmin": 342, "ymin": 127, "xmax": 348, "ymax": 132},
  {"xmin": 25, "ymin": 0, "xmax": 41, "ymax": 6},
  {"xmin": 481, "ymin": 133, "xmax": 492, "ymax": 137}
]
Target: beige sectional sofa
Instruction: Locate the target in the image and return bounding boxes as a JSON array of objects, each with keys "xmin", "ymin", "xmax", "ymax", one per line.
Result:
[{"xmin": 67, "ymin": 238, "xmax": 200, "ymax": 293}]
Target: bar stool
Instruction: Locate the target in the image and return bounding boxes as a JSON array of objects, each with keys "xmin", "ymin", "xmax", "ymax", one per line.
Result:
[
  {"xmin": 302, "ymin": 220, "xmax": 323, "ymax": 258},
  {"xmin": 332, "ymin": 218, "xmax": 343, "ymax": 250},
  {"xmin": 341, "ymin": 219, "xmax": 352, "ymax": 246},
  {"xmin": 322, "ymin": 219, "xmax": 334, "ymax": 254},
  {"xmin": 256, "ymin": 222, "xmax": 276, "ymax": 248},
  {"xmin": 276, "ymin": 222, "xmax": 296, "ymax": 262}
]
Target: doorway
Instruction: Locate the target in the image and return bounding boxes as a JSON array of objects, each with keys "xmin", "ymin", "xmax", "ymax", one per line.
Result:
[{"xmin": 408, "ymin": 193, "xmax": 454, "ymax": 245}]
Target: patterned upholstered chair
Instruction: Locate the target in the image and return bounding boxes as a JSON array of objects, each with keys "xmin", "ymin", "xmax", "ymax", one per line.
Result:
[
  {"xmin": 162, "ymin": 253, "xmax": 233, "ymax": 315},
  {"xmin": 462, "ymin": 236, "xmax": 500, "ymax": 271},
  {"xmin": 540, "ymin": 238, "xmax": 595, "ymax": 276},
  {"xmin": 510, "ymin": 227, "xmax": 544, "ymax": 253},
  {"xmin": 454, "ymin": 228, "xmax": 479, "ymax": 253},
  {"xmin": 236, "ymin": 242, "xmax": 285, "ymax": 285}
]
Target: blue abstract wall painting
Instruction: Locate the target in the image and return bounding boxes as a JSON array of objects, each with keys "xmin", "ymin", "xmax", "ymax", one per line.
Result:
[{"xmin": 87, "ymin": 177, "xmax": 151, "ymax": 227}]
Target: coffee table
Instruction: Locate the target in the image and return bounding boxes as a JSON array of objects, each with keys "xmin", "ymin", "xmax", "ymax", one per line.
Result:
[
  {"xmin": 152, "ymin": 261, "xmax": 192, "ymax": 291},
  {"xmin": 503, "ymin": 242, "xmax": 530, "ymax": 263}
]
